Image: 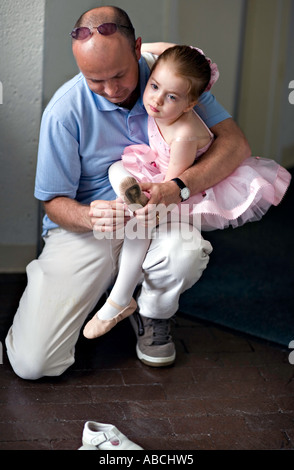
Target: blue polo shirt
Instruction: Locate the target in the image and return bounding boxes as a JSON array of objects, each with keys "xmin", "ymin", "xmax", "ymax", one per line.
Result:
[{"xmin": 35, "ymin": 56, "xmax": 230, "ymax": 233}]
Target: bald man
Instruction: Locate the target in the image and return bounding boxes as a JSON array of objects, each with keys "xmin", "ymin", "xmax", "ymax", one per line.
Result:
[{"xmin": 6, "ymin": 6, "xmax": 250, "ymax": 379}]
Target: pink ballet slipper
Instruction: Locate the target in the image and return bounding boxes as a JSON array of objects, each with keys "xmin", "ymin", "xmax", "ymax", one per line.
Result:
[
  {"xmin": 119, "ymin": 176, "xmax": 149, "ymax": 208},
  {"xmin": 83, "ymin": 298, "xmax": 137, "ymax": 339}
]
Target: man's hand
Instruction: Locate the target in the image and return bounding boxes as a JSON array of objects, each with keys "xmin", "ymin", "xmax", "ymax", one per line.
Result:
[
  {"xmin": 134, "ymin": 181, "xmax": 181, "ymax": 227},
  {"xmin": 44, "ymin": 196, "xmax": 131, "ymax": 234},
  {"xmin": 139, "ymin": 180, "xmax": 181, "ymax": 206},
  {"xmin": 90, "ymin": 198, "xmax": 131, "ymax": 233}
]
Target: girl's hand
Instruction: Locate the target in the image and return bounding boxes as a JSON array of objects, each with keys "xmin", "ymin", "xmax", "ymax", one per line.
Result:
[{"xmin": 89, "ymin": 198, "xmax": 130, "ymax": 233}]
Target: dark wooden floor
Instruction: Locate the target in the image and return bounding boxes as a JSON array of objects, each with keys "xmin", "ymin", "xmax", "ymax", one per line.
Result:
[{"xmin": 0, "ymin": 274, "xmax": 293, "ymax": 451}]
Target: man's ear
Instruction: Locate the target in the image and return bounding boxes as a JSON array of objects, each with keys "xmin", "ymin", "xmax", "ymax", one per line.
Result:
[{"xmin": 135, "ymin": 37, "xmax": 142, "ymax": 61}]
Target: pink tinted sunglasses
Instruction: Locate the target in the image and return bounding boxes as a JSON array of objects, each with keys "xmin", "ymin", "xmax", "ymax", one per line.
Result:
[{"xmin": 70, "ymin": 22, "xmax": 134, "ymax": 40}]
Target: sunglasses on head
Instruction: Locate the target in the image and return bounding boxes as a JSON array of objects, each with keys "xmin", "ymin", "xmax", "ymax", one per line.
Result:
[{"xmin": 70, "ymin": 22, "xmax": 134, "ymax": 40}]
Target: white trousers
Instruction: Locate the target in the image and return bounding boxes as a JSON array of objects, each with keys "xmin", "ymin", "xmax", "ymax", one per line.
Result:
[{"xmin": 5, "ymin": 225, "xmax": 212, "ymax": 380}]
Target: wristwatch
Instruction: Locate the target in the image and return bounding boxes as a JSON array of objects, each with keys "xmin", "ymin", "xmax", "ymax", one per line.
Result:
[{"xmin": 171, "ymin": 178, "xmax": 191, "ymax": 201}]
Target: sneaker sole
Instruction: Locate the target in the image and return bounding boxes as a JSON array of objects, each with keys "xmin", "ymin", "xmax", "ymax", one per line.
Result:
[{"xmin": 136, "ymin": 344, "xmax": 176, "ymax": 367}]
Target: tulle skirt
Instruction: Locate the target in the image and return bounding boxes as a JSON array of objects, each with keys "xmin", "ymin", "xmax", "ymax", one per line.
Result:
[{"xmin": 122, "ymin": 144, "xmax": 291, "ymax": 231}]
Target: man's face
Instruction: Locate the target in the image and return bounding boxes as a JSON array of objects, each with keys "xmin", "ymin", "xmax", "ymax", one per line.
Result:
[{"xmin": 74, "ymin": 36, "xmax": 141, "ymax": 106}]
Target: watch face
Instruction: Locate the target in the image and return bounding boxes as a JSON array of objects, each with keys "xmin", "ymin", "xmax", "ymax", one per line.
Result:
[{"xmin": 181, "ymin": 187, "xmax": 190, "ymax": 200}]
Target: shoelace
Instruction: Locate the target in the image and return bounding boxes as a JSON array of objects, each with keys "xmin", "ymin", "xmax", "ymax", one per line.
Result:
[
  {"xmin": 149, "ymin": 318, "xmax": 172, "ymax": 345},
  {"xmin": 134, "ymin": 312, "xmax": 174, "ymax": 344}
]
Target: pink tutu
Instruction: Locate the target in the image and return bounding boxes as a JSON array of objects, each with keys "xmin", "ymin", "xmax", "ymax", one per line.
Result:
[
  {"xmin": 185, "ymin": 156, "xmax": 291, "ymax": 230},
  {"xmin": 121, "ymin": 144, "xmax": 291, "ymax": 231},
  {"xmin": 121, "ymin": 144, "xmax": 165, "ymax": 183}
]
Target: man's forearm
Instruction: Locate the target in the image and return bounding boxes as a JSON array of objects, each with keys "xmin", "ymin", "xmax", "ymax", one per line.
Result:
[
  {"xmin": 44, "ymin": 197, "xmax": 93, "ymax": 233},
  {"xmin": 181, "ymin": 118, "xmax": 251, "ymax": 195}
]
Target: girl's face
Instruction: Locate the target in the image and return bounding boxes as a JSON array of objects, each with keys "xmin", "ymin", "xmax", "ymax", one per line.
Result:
[{"xmin": 143, "ymin": 61, "xmax": 196, "ymax": 124}]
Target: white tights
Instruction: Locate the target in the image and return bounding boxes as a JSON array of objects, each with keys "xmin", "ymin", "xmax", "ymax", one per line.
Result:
[{"xmin": 97, "ymin": 161, "xmax": 151, "ymax": 319}]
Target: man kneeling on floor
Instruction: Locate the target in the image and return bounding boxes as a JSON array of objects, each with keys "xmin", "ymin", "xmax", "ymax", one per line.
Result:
[{"xmin": 5, "ymin": 6, "xmax": 249, "ymax": 379}]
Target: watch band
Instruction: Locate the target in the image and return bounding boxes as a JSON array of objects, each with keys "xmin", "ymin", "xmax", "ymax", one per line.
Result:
[{"xmin": 171, "ymin": 178, "xmax": 186, "ymax": 190}]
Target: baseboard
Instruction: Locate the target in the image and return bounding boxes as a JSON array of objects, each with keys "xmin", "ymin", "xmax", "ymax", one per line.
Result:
[{"xmin": 0, "ymin": 245, "xmax": 36, "ymax": 273}]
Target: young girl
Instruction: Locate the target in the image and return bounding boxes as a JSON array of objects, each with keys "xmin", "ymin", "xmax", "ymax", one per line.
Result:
[{"xmin": 83, "ymin": 44, "xmax": 291, "ymax": 339}]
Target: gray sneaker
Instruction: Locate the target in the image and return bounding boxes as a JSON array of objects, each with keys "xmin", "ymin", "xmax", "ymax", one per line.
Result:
[{"xmin": 130, "ymin": 312, "xmax": 176, "ymax": 367}]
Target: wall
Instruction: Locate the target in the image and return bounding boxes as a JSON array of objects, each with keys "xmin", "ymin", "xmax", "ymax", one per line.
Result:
[
  {"xmin": 0, "ymin": 0, "xmax": 45, "ymax": 271},
  {"xmin": 238, "ymin": 0, "xmax": 294, "ymax": 164},
  {"xmin": 42, "ymin": 0, "xmax": 99, "ymax": 108},
  {"xmin": 276, "ymin": 0, "xmax": 294, "ymax": 168},
  {"xmin": 177, "ymin": 0, "xmax": 246, "ymax": 117}
]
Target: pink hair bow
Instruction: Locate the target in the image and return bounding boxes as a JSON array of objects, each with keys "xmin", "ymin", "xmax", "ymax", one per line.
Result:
[{"xmin": 191, "ymin": 46, "xmax": 219, "ymax": 91}]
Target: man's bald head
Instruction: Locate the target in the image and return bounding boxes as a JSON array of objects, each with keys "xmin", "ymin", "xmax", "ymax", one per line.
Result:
[{"xmin": 72, "ymin": 6, "xmax": 136, "ymax": 54}]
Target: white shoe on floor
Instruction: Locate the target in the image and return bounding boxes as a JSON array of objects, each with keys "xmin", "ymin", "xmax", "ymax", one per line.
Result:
[
  {"xmin": 82, "ymin": 421, "xmax": 143, "ymax": 450},
  {"xmin": 78, "ymin": 444, "xmax": 98, "ymax": 450}
]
